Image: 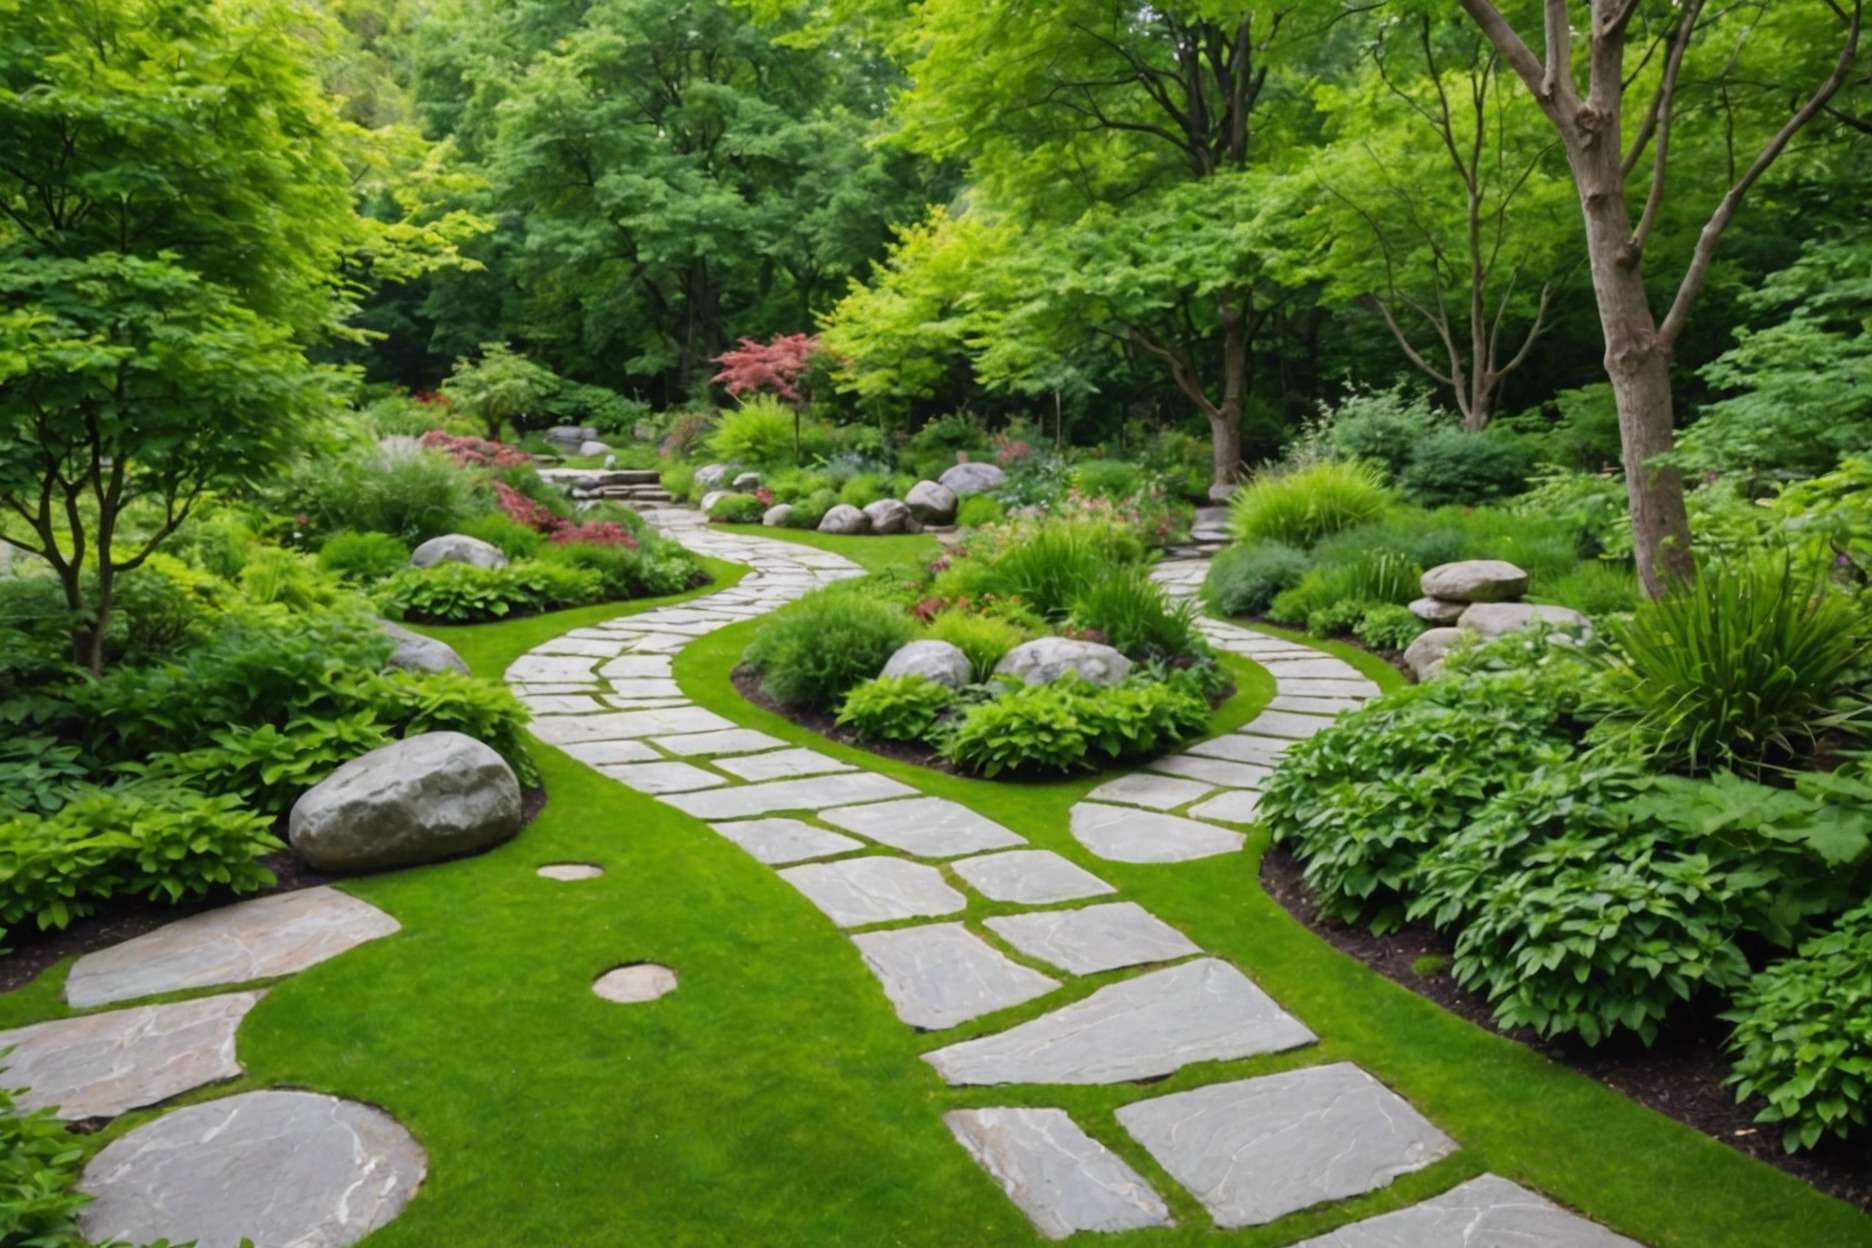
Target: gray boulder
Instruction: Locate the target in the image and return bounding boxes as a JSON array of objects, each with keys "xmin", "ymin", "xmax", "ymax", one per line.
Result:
[
  {"xmin": 1403, "ymin": 628, "xmax": 1466, "ymax": 681},
  {"xmin": 1458, "ymin": 602, "xmax": 1592, "ymax": 639},
  {"xmin": 995, "ymin": 638, "xmax": 1132, "ymax": 688},
  {"xmin": 693, "ymin": 463, "xmax": 731, "ymax": 491},
  {"xmin": 818, "ymin": 504, "xmax": 871, "ymax": 535},
  {"xmin": 881, "ymin": 640, "xmax": 972, "ymax": 690},
  {"xmin": 939, "ymin": 462, "xmax": 1007, "ymax": 497},
  {"xmin": 577, "ymin": 439, "xmax": 611, "ymax": 457},
  {"xmin": 379, "ymin": 621, "xmax": 468, "ymax": 675},
  {"xmin": 544, "ymin": 425, "xmax": 597, "ymax": 448},
  {"xmin": 906, "ymin": 479, "xmax": 958, "ymax": 524},
  {"xmin": 289, "ymin": 732, "xmax": 522, "ymax": 872},
  {"xmin": 863, "ymin": 498, "xmax": 920, "ymax": 535},
  {"xmin": 1408, "ymin": 596, "xmax": 1467, "ymax": 625},
  {"xmin": 761, "ymin": 504, "xmax": 794, "ymax": 527},
  {"xmin": 410, "ymin": 534, "xmax": 508, "ymax": 570},
  {"xmin": 699, "ymin": 490, "xmax": 730, "ymax": 515},
  {"xmin": 1419, "ymin": 560, "xmax": 1529, "ymax": 603},
  {"xmin": 732, "ymin": 471, "xmax": 762, "ymax": 491}
]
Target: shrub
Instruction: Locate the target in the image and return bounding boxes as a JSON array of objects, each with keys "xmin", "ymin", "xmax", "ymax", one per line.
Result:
[
  {"xmin": 1069, "ymin": 571, "xmax": 1200, "ymax": 659},
  {"xmin": 1228, "ymin": 460, "xmax": 1389, "ymax": 547},
  {"xmin": 784, "ymin": 488, "xmax": 840, "ymax": 528},
  {"xmin": 659, "ymin": 409, "xmax": 715, "ymax": 459},
  {"xmin": 358, "ymin": 669, "xmax": 540, "ymax": 786},
  {"xmin": 661, "ymin": 462, "xmax": 698, "ymax": 503},
  {"xmin": 1593, "ymin": 558, "xmax": 1869, "ymax": 776},
  {"xmin": 942, "ymin": 518, "xmax": 1146, "ymax": 619},
  {"xmin": 944, "ymin": 676, "xmax": 1209, "ymax": 777},
  {"xmin": 375, "ymin": 560, "xmax": 604, "ymax": 624},
  {"xmin": 1270, "ymin": 551, "xmax": 1420, "ymax": 626},
  {"xmin": 0, "ymin": 1081, "xmax": 96, "ymax": 1245},
  {"xmin": 270, "ymin": 446, "xmax": 488, "ymax": 545},
  {"xmin": 1318, "ymin": 386, "xmax": 1439, "ymax": 478},
  {"xmin": 419, "ymin": 429, "xmax": 532, "ymax": 468},
  {"xmin": 707, "ymin": 492, "xmax": 766, "ymax": 523},
  {"xmin": 1398, "ymin": 428, "xmax": 1533, "ymax": 506},
  {"xmin": 318, "ymin": 531, "xmax": 412, "ymax": 582},
  {"xmin": 0, "ymin": 736, "xmax": 91, "ymax": 817},
  {"xmin": 1543, "ymin": 560, "xmax": 1640, "ymax": 617},
  {"xmin": 957, "ymin": 495, "xmax": 1004, "ymax": 527},
  {"xmin": 1072, "ymin": 459, "xmax": 1146, "ymax": 499},
  {"xmin": 925, "ymin": 611, "xmax": 1030, "ymax": 681},
  {"xmin": 1205, "ymin": 541, "xmax": 1310, "ymax": 616},
  {"xmin": 838, "ymin": 472, "xmax": 893, "ymax": 509},
  {"xmin": 707, "ymin": 396, "xmax": 830, "ymax": 467},
  {"xmin": 541, "ymin": 543, "xmax": 645, "ymax": 600},
  {"xmin": 836, "ymin": 675, "xmax": 956, "ymax": 743},
  {"xmin": 743, "ymin": 586, "xmax": 918, "ymax": 710},
  {"xmin": 1354, "ymin": 603, "xmax": 1425, "ymax": 650},
  {"xmin": 1724, "ymin": 899, "xmax": 1872, "ymax": 1152},
  {"xmin": 1304, "ymin": 597, "xmax": 1374, "ymax": 638}
]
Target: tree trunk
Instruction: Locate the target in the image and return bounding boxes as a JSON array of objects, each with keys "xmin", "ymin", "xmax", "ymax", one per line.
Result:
[{"xmin": 1212, "ymin": 296, "xmax": 1250, "ymax": 486}]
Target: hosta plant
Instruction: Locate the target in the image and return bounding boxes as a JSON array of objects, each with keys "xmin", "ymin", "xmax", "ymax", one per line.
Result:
[{"xmin": 836, "ymin": 676, "xmax": 956, "ymax": 743}]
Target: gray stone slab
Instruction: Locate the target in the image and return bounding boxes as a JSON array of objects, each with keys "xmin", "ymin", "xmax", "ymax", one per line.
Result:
[
  {"xmin": 709, "ymin": 818, "xmax": 865, "ymax": 864},
  {"xmin": 504, "ymin": 654, "xmax": 601, "ymax": 683},
  {"xmin": 603, "ymin": 678, "xmax": 686, "ymax": 699},
  {"xmin": 711, "ymin": 747, "xmax": 857, "ymax": 783},
  {"xmin": 601, "ymin": 697, "xmax": 693, "ymax": 711},
  {"xmin": 924, "ymin": 958, "xmax": 1315, "ymax": 1085},
  {"xmin": 534, "ymin": 636, "xmax": 629, "ymax": 657},
  {"xmin": 985, "ymin": 902, "xmax": 1200, "ymax": 975},
  {"xmin": 79, "ymin": 1090, "xmax": 425, "ymax": 1248},
  {"xmin": 529, "ymin": 706, "xmax": 735, "ymax": 745},
  {"xmin": 1182, "ymin": 734, "xmax": 1291, "ymax": 767},
  {"xmin": 819, "ymin": 797, "xmax": 1025, "ymax": 858},
  {"xmin": 1269, "ymin": 677, "xmax": 1384, "ymax": 698},
  {"xmin": 1069, "ymin": 803, "xmax": 1244, "ymax": 863},
  {"xmin": 1188, "ymin": 790, "xmax": 1264, "ymax": 824},
  {"xmin": 651, "ymin": 727, "xmax": 790, "ymax": 756},
  {"xmin": 595, "ymin": 760, "xmax": 728, "ymax": 793},
  {"xmin": 593, "ymin": 964, "xmax": 678, "ymax": 1003},
  {"xmin": 668, "ymin": 772, "xmax": 917, "ymax": 820},
  {"xmin": 851, "ymin": 923, "xmax": 1059, "ymax": 1029},
  {"xmin": 1085, "ymin": 772, "xmax": 1214, "ymax": 811},
  {"xmin": 1256, "ymin": 657, "xmax": 1368, "ymax": 681},
  {"xmin": 945, "ymin": 1108, "xmax": 1173, "ymax": 1239},
  {"xmin": 66, "ymin": 888, "xmax": 400, "ymax": 1008},
  {"xmin": 1241, "ymin": 709, "xmax": 1338, "ymax": 740},
  {"xmin": 618, "ymin": 632, "xmax": 694, "ymax": 653},
  {"xmin": 512, "ymin": 682, "xmax": 598, "ymax": 695},
  {"xmin": 1147, "ymin": 754, "xmax": 1272, "ymax": 788},
  {"xmin": 0, "ymin": 991, "xmax": 264, "ymax": 1120},
  {"xmin": 558, "ymin": 739, "xmax": 663, "ymax": 766},
  {"xmin": 949, "ymin": 851, "xmax": 1117, "ymax": 905},
  {"xmin": 1116, "ymin": 1062, "xmax": 1456, "ymax": 1228},
  {"xmin": 517, "ymin": 694, "xmax": 608, "ymax": 715},
  {"xmin": 1267, "ymin": 694, "xmax": 1367, "ymax": 715},
  {"xmin": 1289, "ymin": 1173, "xmax": 1643, "ymax": 1247},
  {"xmin": 778, "ymin": 857, "xmax": 967, "ymax": 927},
  {"xmin": 597, "ymin": 654, "xmax": 674, "ymax": 679}
]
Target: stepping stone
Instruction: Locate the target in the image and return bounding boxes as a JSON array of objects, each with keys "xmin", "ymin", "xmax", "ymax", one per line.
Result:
[
  {"xmin": 667, "ymin": 772, "xmax": 917, "ymax": 820},
  {"xmin": 1188, "ymin": 790, "xmax": 1263, "ymax": 824},
  {"xmin": 1182, "ymin": 734, "xmax": 1290, "ymax": 767},
  {"xmin": 518, "ymin": 694, "xmax": 608, "ymax": 714},
  {"xmin": 985, "ymin": 902, "xmax": 1200, "ymax": 975},
  {"xmin": 1289, "ymin": 1173, "xmax": 1643, "ymax": 1247},
  {"xmin": 945, "ymin": 1108, "xmax": 1173, "ymax": 1239},
  {"xmin": 819, "ymin": 797, "xmax": 1025, "ymax": 858},
  {"xmin": 1267, "ymin": 694, "xmax": 1367, "ymax": 715},
  {"xmin": 512, "ymin": 682, "xmax": 599, "ymax": 695},
  {"xmin": 778, "ymin": 857, "xmax": 966, "ymax": 928},
  {"xmin": 1256, "ymin": 657, "xmax": 1366, "ymax": 680},
  {"xmin": 1148, "ymin": 754, "xmax": 1271, "ymax": 788},
  {"xmin": 1085, "ymin": 772, "xmax": 1213, "ymax": 811},
  {"xmin": 1270, "ymin": 677, "xmax": 1383, "ymax": 699},
  {"xmin": 712, "ymin": 748, "xmax": 857, "ymax": 783},
  {"xmin": 651, "ymin": 727, "xmax": 790, "ymax": 756},
  {"xmin": 851, "ymin": 923, "xmax": 1059, "ymax": 1029},
  {"xmin": 0, "ymin": 991, "xmax": 264, "ymax": 1120},
  {"xmin": 949, "ymin": 851, "xmax": 1116, "ymax": 905},
  {"xmin": 603, "ymin": 678, "xmax": 686, "ymax": 699},
  {"xmin": 559, "ymin": 739, "xmax": 662, "ymax": 766},
  {"xmin": 1115, "ymin": 1062, "xmax": 1455, "ymax": 1228},
  {"xmin": 505, "ymin": 654, "xmax": 598, "ymax": 683},
  {"xmin": 538, "ymin": 863, "xmax": 604, "ymax": 881},
  {"xmin": 535, "ymin": 637, "xmax": 628, "ymax": 657},
  {"xmin": 78, "ymin": 1090, "xmax": 425, "ymax": 1248},
  {"xmin": 602, "ymin": 697, "xmax": 692, "ymax": 711},
  {"xmin": 1240, "ymin": 709, "xmax": 1337, "ymax": 740},
  {"xmin": 1069, "ymin": 803, "xmax": 1244, "ymax": 864},
  {"xmin": 709, "ymin": 818, "xmax": 864, "ymax": 865},
  {"xmin": 924, "ymin": 958, "xmax": 1314, "ymax": 1085},
  {"xmin": 593, "ymin": 964, "xmax": 679, "ymax": 1003},
  {"xmin": 529, "ymin": 706, "xmax": 735, "ymax": 745},
  {"xmin": 597, "ymin": 655, "xmax": 674, "ymax": 678},
  {"xmin": 66, "ymin": 888, "xmax": 400, "ymax": 1008},
  {"xmin": 595, "ymin": 760, "xmax": 728, "ymax": 794},
  {"xmin": 619, "ymin": 632, "xmax": 693, "ymax": 653}
]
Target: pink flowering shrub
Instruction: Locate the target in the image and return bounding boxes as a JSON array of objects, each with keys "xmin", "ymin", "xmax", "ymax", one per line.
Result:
[
  {"xmin": 712, "ymin": 334, "xmax": 821, "ymax": 405},
  {"xmin": 421, "ymin": 430, "xmax": 531, "ymax": 468}
]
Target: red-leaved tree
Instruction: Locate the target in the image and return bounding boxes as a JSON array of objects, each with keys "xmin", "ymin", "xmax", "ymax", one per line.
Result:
[{"xmin": 712, "ymin": 334, "xmax": 822, "ymax": 464}]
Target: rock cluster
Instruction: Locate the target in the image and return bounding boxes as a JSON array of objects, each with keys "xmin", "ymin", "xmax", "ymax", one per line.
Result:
[{"xmin": 1404, "ymin": 560, "xmax": 1590, "ymax": 680}]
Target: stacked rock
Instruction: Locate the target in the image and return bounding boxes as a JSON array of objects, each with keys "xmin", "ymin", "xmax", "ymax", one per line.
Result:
[{"xmin": 1403, "ymin": 560, "xmax": 1590, "ymax": 681}]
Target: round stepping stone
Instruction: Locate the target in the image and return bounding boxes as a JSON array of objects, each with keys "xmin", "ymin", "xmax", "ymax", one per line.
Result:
[
  {"xmin": 593, "ymin": 963, "xmax": 679, "ymax": 1003},
  {"xmin": 537, "ymin": 863, "xmax": 604, "ymax": 881},
  {"xmin": 78, "ymin": 1090, "xmax": 425, "ymax": 1248}
]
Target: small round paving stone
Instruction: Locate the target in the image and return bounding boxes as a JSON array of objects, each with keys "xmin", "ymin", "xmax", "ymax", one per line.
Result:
[
  {"xmin": 538, "ymin": 863, "xmax": 605, "ymax": 881},
  {"xmin": 593, "ymin": 963, "xmax": 679, "ymax": 1003}
]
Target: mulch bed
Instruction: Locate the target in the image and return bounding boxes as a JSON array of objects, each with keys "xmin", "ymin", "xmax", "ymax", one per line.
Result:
[
  {"xmin": 1, "ymin": 786, "xmax": 547, "ymax": 998},
  {"xmin": 1261, "ymin": 844, "xmax": 1872, "ymax": 1213}
]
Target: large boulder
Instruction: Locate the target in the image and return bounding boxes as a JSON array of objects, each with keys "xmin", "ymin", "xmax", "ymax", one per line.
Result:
[
  {"xmin": 693, "ymin": 463, "xmax": 731, "ymax": 491},
  {"xmin": 1458, "ymin": 602, "xmax": 1592, "ymax": 639},
  {"xmin": 1419, "ymin": 560, "xmax": 1529, "ymax": 604},
  {"xmin": 994, "ymin": 638, "xmax": 1132, "ymax": 688},
  {"xmin": 761, "ymin": 504, "xmax": 794, "ymax": 527},
  {"xmin": 938, "ymin": 462, "xmax": 1007, "ymax": 497},
  {"xmin": 1403, "ymin": 628, "xmax": 1466, "ymax": 681},
  {"xmin": 378, "ymin": 621, "xmax": 468, "ymax": 675},
  {"xmin": 905, "ymin": 480, "xmax": 958, "ymax": 524},
  {"xmin": 732, "ymin": 471, "xmax": 762, "ymax": 491},
  {"xmin": 1408, "ymin": 596, "xmax": 1467, "ymax": 625},
  {"xmin": 289, "ymin": 733, "xmax": 522, "ymax": 873},
  {"xmin": 862, "ymin": 498, "xmax": 920, "ymax": 535},
  {"xmin": 881, "ymin": 640, "xmax": 972, "ymax": 690},
  {"xmin": 544, "ymin": 425, "xmax": 598, "ymax": 449},
  {"xmin": 817, "ymin": 504, "xmax": 870, "ymax": 535},
  {"xmin": 410, "ymin": 534, "xmax": 508, "ymax": 570},
  {"xmin": 577, "ymin": 439, "xmax": 612, "ymax": 458}
]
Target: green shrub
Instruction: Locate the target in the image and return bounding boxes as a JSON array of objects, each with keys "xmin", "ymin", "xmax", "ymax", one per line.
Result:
[
  {"xmin": 707, "ymin": 396, "xmax": 828, "ymax": 466},
  {"xmin": 944, "ymin": 676, "xmax": 1209, "ymax": 777},
  {"xmin": 1543, "ymin": 560, "xmax": 1640, "ymax": 617},
  {"xmin": 1270, "ymin": 550, "xmax": 1421, "ymax": 626},
  {"xmin": 318, "ymin": 531, "xmax": 412, "ymax": 582},
  {"xmin": 1072, "ymin": 459, "xmax": 1146, "ymax": 498},
  {"xmin": 375, "ymin": 560, "xmax": 604, "ymax": 624},
  {"xmin": 957, "ymin": 495, "xmax": 1004, "ymax": 527},
  {"xmin": 543, "ymin": 541, "xmax": 695, "ymax": 601},
  {"xmin": 1228, "ymin": 460, "xmax": 1389, "ymax": 547},
  {"xmin": 1724, "ymin": 899, "xmax": 1872, "ymax": 1152},
  {"xmin": 1068, "ymin": 571, "xmax": 1200, "ymax": 659},
  {"xmin": 925, "ymin": 612, "xmax": 1030, "ymax": 682},
  {"xmin": 836, "ymin": 675, "xmax": 956, "ymax": 743},
  {"xmin": 271, "ymin": 446, "xmax": 488, "ymax": 545},
  {"xmin": 1354, "ymin": 603, "xmax": 1425, "ymax": 649},
  {"xmin": 784, "ymin": 488, "xmax": 840, "ymax": 528},
  {"xmin": 358, "ymin": 668, "xmax": 540, "ymax": 786},
  {"xmin": 1204, "ymin": 541, "xmax": 1310, "ymax": 616},
  {"xmin": 0, "ymin": 1080, "xmax": 98, "ymax": 1245},
  {"xmin": 661, "ymin": 462, "xmax": 698, "ymax": 503},
  {"xmin": 1304, "ymin": 597, "xmax": 1374, "ymax": 637},
  {"xmin": 1593, "ymin": 559, "xmax": 1869, "ymax": 776},
  {"xmin": 134, "ymin": 711, "xmax": 391, "ymax": 816},
  {"xmin": 1398, "ymin": 428, "xmax": 1533, "ymax": 506},
  {"xmin": 743, "ymin": 586, "xmax": 918, "ymax": 710},
  {"xmin": 707, "ymin": 492, "xmax": 767, "ymax": 523},
  {"xmin": 1317, "ymin": 386, "xmax": 1437, "ymax": 478},
  {"xmin": 838, "ymin": 472, "xmax": 893, "ymax": 509},
  {"xmin": 459, "ymin": 513, "xmax": 546, "ymax": 560},
  {"xmin": 0, "ymin": 737, "xmax": 91, "ymax": 817},
  {"xmin": 941, "ymin": 518, "xmax": 1146, "ymax": 619}
]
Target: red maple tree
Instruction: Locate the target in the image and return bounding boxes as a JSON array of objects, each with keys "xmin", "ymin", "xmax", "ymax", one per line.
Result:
[{"xmin": 710, "ymin": 334, "xmax": 820, "ymax": 406}]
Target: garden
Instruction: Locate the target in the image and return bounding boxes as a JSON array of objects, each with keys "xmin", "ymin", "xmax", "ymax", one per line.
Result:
[{"xmin": 3, "ymin": 2, "xmax": 1871, "ymax": 1247}]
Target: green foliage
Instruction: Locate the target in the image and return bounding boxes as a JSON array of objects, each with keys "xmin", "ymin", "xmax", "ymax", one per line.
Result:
[
  {"xmin": 459, "ymin": 513, "xmax": 547, "ymax": 560},
  {"xmin": 783, "ymin": 489, "xmax": 840, "ymax": 528},
  {"xmin": 940, "ymin": 518, "xmax": 1146, "ymax": 619},
  {"xmin": 1354, "ymin": 603, "xmax": 1426, "ymax": 650},
  {"xmin": 1071, "ymin": 459, "xmax": 1145, "ymax": 499},
  {"xmin": 0, "ymin": 1080, "xmax": 95, "ymax": 1247},
  {"xmin": 1228, "ymin": 461, "xmax": 1390, "ymax": 548},
  {"xmin": 134, "ymin": 712, "xmax": 390, "ymax": 816},
  {"xmin": 1204, "ymin": 541, "xmax": 1310, "ymax": 616},
  {"xmin": 924, "ymin": 612, "xmax": 1030, "ymax": 682},
  {"xmin": 1067, "ymin": 571, "xmax": 1200, "ymax": 659},
  {"xmin": 271, "ymin": 447, "xmax": 489, "ymax": 546},
  {"xmin": 442, "ymin": 343, "xmax": 563, "ymax": 440},
  {"xmin": 358, "ymin": 669, "xmax": 540, "ymax": 787},
  {"xmin": 1543, "ymin": 561, "xmax": 1640, "ymax": 617},
  {"xmin": 707, "ymin": 397, "xmax": 827, "ymax": 467},
  {"xmin": 318, "ymin": 531, "xmax": 414, "ymax": 582},
  {"xmin": 1304, "ymin": 597, "xmax": 1376, "ymax": 638},
  {"xmin": 1398, "ymin": 429, "xmax": 1532, "ymax": 507},
  {"xmin": 838, "ymin": 473, "xmax": 893, "ymax": 509},
  {"xmin": 707, "ymin": 493, "xmax": 767, "ymax": 523},
  {"xmin": 956, "ymin": 495, "xmax": 1005, "ymax": 528},
  {"xmin": 1271, "ymin": 551, "xmax": 1421, "ymax": 628},
  {"xmin": 661, "ymin": 462, "xmax": 698, "ymax": 503},
  {"xmin": 376, "ymin": 561, "xmax": 605, "ymax": 623},
  {"xmin": 944, "ymin": 675, "xmax": 1209, "ymax": 777},
  {"xmin": 0, "ymin": 738, "xmax": 90, "ymax": 817},
  {"xmin": 546, "ymin": 538, "xmax": 701, "ymax": 600},
  {"xmin": 1313, "ymin": 387, "xmax": 1439, "ymax": 478},
  {"xmin": 743, "ymin": 586, "xmax": 918, "ymax": 710},
  {"xmin": 835, "ymin": 675, "xmax": 956, "ymax": 743}
]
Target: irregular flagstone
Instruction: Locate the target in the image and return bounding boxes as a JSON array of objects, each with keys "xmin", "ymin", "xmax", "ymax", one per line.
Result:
[
  {"xmin": 1266, "ymin": 694, "xmax": 1368, "ymax": 715},
  {"xmin": 1116, "ymin": 1063, "xmax": 1455, "ymax": 1228},
  {"xmin": 0, "ymin": 991, "xmax": 264, "ymax": 1120},
  {"xmin": 534, "ymin": 637, "xmax": 629, "ymax": 657},
  {"xmin": 558, "ymin": 739, "xmax": 663, "ymax": 766},
  {"xmin": 78, "ymin": 1090, "xmax": 425, "ymax": 1248},
  {"xmin": 1085, "ymin": 772, "xmax": 1214, "ymax": 811},
  {"xmin": 621, "ymin": 632, "xmax": 699, "ymax": 653},
  {"xmin": 1146, "ymin": 754, "xmax": 1271, "ymax": 789},
  {"xmin": 601, "ymin": 697, "xmax": 693, "ymax": 711},
  {"xmin": 1255, "ymin": 657, "xmax": 1368, "ymax": 681},
  {"xmin": 513, "ymin": 682, "xmax": 601, "ymax": 696},
  {"xmin": 1069, "ymin": 803, "xmax": 1244, "ymax": 864},
  {"xmin": 1182, "ymin": 734, "xmax": 1291, "ymax": 767},
  {"xmin": 945, "ymin": 1108, "xmax": 1174, "ymax": 1239},
  {"xmin": 528, "ymin": 706, "xmax": 736, "ymax": 745},
  {"xmin": 667, "ymin": 772, "xmax": 917, "ymax": 820},
  {"xmin": 603, "ymin": 678, "xmax": 686, "ymax": 699},
  {"xmin": 1269, "ymin": 677, "xmax": 1383, "ymax": 698},
  {"xmin": 504, "ymin": 654, "xmax": 599, "ymax": 683},
  {"xmin": 709, "ymin": 818, "xmax": 865, "ymax": 865},
  {"xmin": 925, "ymin": 958, "xmax": 1315, "ymax": 1086},
  {"xmin": 779, "ymin": 856, "xmax": 967, "ymax": 928},
  {"xmin": 651, "ymin": 727, "xmax": 790, "ymax": 756},
  {"xmin": 66, "ymin": 888, "xmax": 400, "ymax": 1009},
  {"xmin": 851, "ymin": 923, "xmax": 1060, "ymax": 1030},
  {"xmin": 517, "ymin": 694, "xmax": 609, "ymax": 714},
  {"xmin": 949, "ymin": 850, "xmax": 1117, "ymax": 905},
  {"xmin": 597, "ymin": 655, "xmax": 674, "ymax": 678},
  {"xmin": 819, "ymin": 797, "xmax": 1025, "ymax": 857},
  {"xmin": 1187, "ymin": 790, "xmax": 1263, "ymax": 824},
  {"xmin": 711, "ymin": 747, "xmax": 857, "ymax": 783},
  {"xmin": 985, "ymin": 902, "xmax": 1201, "ymax": 975},
  {"xmin": 595, "ymin": 760, "xmax": 729, "ymax": 794},
  {"xmin": 1239, "ymin": 709, "xmax": 1337, "ymax": 740},
  {"xmin": 1289, "ymin": 1173, "xmax": 1644, "ymax": 1247}
]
